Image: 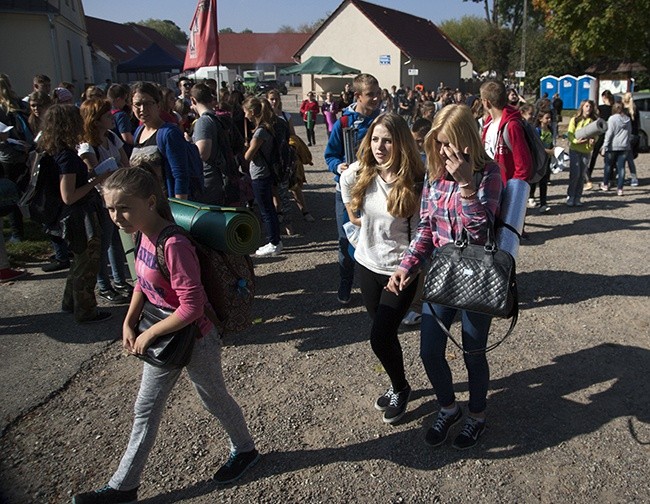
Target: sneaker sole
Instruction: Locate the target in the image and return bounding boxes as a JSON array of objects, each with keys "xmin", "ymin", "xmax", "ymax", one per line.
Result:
[
  {"xmin": 452, "ymin": 426, "xmax": 486, "ymax": 450},
  {"xmin": 382, "ymin": 390, "xmax": 411, "ymax": 424},
  {"xmin": 424, "ymin": 412, "xmax": 463, "ymax": 447},
  {"xmin": 214, "ymin": 452, "xmax": 261, "ymax": 485},
  {"xmin": 374, "ymin": 399, "xmax": 389, "ymax": 412}
]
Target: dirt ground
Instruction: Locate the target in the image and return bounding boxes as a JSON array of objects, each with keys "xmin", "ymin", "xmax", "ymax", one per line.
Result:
[{"xmin": 1, "ymin": 101, "xmax": 649, "ymax": 504}]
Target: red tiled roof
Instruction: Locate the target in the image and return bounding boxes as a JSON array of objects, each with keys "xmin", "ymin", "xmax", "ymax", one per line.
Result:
[
  {"xmin": 85, "ymin": 16, "xmax": 185, "ymax": 64},
  {"xmin": 218, "ymin": 33, "xmax": 310, "ymax": 65},
  {"xmin": 297, "ymin": 0, "xmax": 464, "ymax": 63}
]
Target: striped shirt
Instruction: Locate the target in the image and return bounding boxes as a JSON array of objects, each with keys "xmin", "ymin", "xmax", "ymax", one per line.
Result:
[{"xmin": 398, "ymin": 162, "xmax": 503, "ymax": 275}]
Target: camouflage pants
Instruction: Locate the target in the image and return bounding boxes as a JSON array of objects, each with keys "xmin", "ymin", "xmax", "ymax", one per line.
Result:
[{"xmin": 62, "ymin": 212, "xmax": 102, "ymax": 322}]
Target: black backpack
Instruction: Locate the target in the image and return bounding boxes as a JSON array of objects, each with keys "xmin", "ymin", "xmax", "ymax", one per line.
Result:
[
  {"xmin": 266, "ymin": 117, "xmax": 296, "ymax": 186},
  {"xmin": 203, "ymin": 112, "xmax": 242, "ymax": 205},
  {"xmin": 501, "ymin": 119, "xmax": 550, "ymax": 184},
  {"xmin": 19, "ymin": 151, "xmax": 64, "ymax": 227}
]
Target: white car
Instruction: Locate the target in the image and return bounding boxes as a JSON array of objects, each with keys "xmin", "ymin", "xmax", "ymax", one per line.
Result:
[{"xmin": 621, "ymin": 92, "xmax": 650, "ymax": 152}]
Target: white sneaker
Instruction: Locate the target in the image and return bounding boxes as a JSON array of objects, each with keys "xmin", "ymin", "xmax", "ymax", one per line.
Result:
[
  {"xmin": 255, "ymin": 241, "xmax": 283, "ymax": 257},
  {"xmin": 527, "ymin": 198, "xmax": 538, "ymax": 208}
]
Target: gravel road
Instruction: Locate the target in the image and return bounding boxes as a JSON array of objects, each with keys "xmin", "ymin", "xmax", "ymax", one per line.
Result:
[{"xmin": 1, "ymin": 96, "xmax": 649, "ymax": 503}]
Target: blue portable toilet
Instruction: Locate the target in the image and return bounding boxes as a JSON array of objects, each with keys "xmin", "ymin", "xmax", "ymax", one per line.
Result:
[
  {"xmin": 576, "ymin": 75, "xmax": 596, "ymax": 104},
  {"xmin": 539, "ymin": 75, "xmax": 559, "ymax": 98},
  {"xmin": 559, "ymin": 74, "xmax": 578, "ymax": 109}
]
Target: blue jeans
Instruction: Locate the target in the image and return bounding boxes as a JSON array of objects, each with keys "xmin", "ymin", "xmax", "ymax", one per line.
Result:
[
  {"xmin": 567, "ymin": 150, "xmax": 589, "ymax": 203},
  {"xmin": 603, "ymin": 150, "xmax": 626, "ymax": 190},
  {"xmin": 97, "ymin": 206, "xmax": 127, "ymax": 290},
  {"xmin": 252, "ymin": 175, "xmax": 280, "ymax": 245},
  {"xmin": 420, "ymin": 303, "xmax": 492, "ymax": 414},
  {"xmin": 335, "ymin": 190, "xmax": 355, "ymax": 284}
]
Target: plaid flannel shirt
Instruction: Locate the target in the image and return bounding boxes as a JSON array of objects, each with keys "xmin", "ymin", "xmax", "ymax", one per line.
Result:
[{"xmin": 398, "ymin": 162, "xmax": 503, "ymax": 275}]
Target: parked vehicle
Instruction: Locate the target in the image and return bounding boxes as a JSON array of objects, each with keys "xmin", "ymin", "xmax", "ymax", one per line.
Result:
[
  {"xmin": 631, "ymin": 92, "xmax": 650, "ymax": 152},
  {"xmin": 256, "ymin": 80, "xmax": 288, "ymax": 95},
  {"xmin": 617, "ymin": 92, "xmax": 650, "ymax": 152}
]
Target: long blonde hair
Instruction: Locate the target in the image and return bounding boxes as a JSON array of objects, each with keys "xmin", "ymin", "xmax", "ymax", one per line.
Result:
[
  {"xmin": 0, "ymin": 74, "xmax": 21, "ymax": 113},
  {"xmin": 622, "ymin": 92, "xmax": 636, "ymax": 117},
  {"xmin": 242, "ymin": 96, "xmax": 274, "ymax": 134},
  {"xmin": 349, "ymin": 113, "xmax": 424, "ymax": 218},
  {"xmin": 424, "ymin": 104, "xmax": 492, "ymax": 182}
]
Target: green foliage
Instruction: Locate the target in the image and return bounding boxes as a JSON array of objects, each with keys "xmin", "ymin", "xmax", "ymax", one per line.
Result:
[
  {"xmin": 219, "ymin": 27, "xmax": 234, "ymax": 34},
  {"xmin": 483, "ymin": 27, "xmax": 513, "ymax": 79},
  {"xmin": 135, "ymin": 19, "xmax": 188, "ymax": 45},
  {"xmin": 241, "ymin": 28, "xmax": 253, "ymax": 34},
  {"xmin": 440, "ymin": 16, "xmax": 491, "ymax": 72},
  {"xmin": 533, "ymin": 0, "xmax": 650, "ymax": 70}
]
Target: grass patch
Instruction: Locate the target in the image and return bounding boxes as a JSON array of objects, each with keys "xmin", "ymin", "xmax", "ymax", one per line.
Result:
[{"xmin": 3, "ymin": 218, "xmax": 51, "ymax": 265}]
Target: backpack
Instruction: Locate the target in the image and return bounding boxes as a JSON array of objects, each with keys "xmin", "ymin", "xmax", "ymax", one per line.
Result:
[
  {"xmin": 264, "ymin": 117, "xmax": 296, "ymax": 186},
  {"xmin": 135, "ymin": 123, "xmax": 204, "ymax": 199},
  {"xmin": 501, "ymin": 119, "xmax": 550, "ymax": 184},
  {"xmin": 18, "ymin": 151, "xmax": 64, "ymax": 227},
  {"xmin": 142, "ymin": 225, "xmax": 255, "ymax": 335},
  {"xmin": 203, "ymin": 112, "xmax": 242, "ymax": 205}
]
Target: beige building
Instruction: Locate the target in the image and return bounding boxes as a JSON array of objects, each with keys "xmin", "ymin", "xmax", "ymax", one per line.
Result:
[
  {"xmin": 0, "ymin": 0, "xmax": 92, "ymax": 97},
  {"xmin": 295, "ymin": 0, "xmax": 470, "ymax": 96}
]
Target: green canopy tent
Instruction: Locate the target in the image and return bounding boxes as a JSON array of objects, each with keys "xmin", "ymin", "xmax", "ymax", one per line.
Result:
[{"xmin": 280, "ymin": 56, "xmax": 361, "ymax": 76}]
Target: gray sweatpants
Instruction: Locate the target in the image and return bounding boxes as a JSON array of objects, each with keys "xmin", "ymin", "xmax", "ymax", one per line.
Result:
[{"xmin": 109, "ymin": 328, "xmax": 255, "ymax": 491}]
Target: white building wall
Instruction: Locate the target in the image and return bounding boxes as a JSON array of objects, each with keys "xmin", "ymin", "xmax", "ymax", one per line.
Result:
[{"xmin": 299, "ymin": 3, "xmax": 402, "ymax": 96}]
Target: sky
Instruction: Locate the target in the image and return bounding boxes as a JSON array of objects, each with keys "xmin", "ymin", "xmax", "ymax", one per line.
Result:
[{"xmin": 82, "ymin": 0, "xmax": 487, "ymax": 33}]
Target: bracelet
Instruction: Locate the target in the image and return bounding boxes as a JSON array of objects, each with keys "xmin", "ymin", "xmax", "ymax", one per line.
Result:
[
  {"xmin": 460, "ymin": 191, "xmax": 477, "ymax": 200},
  {"xmin": 458, "ymin": 181, "xmax": 471, "ymax": 188}
]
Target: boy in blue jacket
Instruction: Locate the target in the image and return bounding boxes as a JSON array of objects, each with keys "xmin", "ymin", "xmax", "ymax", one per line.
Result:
[{"xmin": 324, "ymin": 73, "xmax": 381, "ymax": 304}]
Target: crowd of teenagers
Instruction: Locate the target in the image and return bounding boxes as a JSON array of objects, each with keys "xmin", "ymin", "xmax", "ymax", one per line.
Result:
[{"xmin": 0, "ymin": 68, "xmax": 643, "ymax": 503}]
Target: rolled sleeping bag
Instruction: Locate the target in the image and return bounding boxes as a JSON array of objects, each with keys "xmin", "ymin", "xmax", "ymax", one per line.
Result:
[
  {"xmin": 169, "ymin": 198, "xmax": 261, "ymax": 255},
  {"xmin": 575, "ymin": 118, "xmax": 607, "ymax": 140},
  {"xmin": 496, "ymin": 178, "xmax": 530, "ymax": 260},
  {"xmin": 119, "ymin": 229, "xmax": 137, "ymax": 282}
]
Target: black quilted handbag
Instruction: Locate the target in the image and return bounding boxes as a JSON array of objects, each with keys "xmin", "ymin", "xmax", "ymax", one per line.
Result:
[
  {"xmin": 136, "ymin": 300, "xmax": 198, "ymax": 368},
  {"xmin": 422, "ymin": 226, "xmax": 518, "ymax": 354}
]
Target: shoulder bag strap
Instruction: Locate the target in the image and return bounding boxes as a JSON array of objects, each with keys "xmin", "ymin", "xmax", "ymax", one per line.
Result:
[{"xmin": 426, "ymin": 290, "xmax": 518, "ymax": 355}]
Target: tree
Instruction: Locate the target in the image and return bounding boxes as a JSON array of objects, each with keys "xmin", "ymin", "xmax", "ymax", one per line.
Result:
[
  {"xmin": 241, "ymin": 28, "xmax": 253, "ymax": 33},
  {"xmin": 440, "ymin": 16, "xmax": 491, "ymax": 72},
  {"xmin": 135, "ymin": 19, "xmax": 187, "ymax": 45},
  {"xmin": 219, "ymin": 27, "xmax": 234, "ymax": 34},
  {"xmin": 533, "ymin": 0, "xmax": 650, "ymax": 70},
  {"xmin": 278, "ymin": 25, "xmax": 296, "ymax": 33}
]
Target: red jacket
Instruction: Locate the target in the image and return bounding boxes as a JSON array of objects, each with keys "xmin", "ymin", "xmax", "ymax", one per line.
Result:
[
  {"xmin": 300, "ymin": 99, "xmax": 320, "ymax": 121},
  {"xmin": 482, "ymin": 105, "xmax": 532, "ymax": 183}
]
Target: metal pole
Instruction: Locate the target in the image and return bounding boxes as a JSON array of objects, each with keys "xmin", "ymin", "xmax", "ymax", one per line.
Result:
[{"xmin": 520, "ymin": 0, "xmax": 527, "ymax": 95}]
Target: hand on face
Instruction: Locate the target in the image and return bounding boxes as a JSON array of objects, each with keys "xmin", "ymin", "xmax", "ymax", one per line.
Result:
[{"xmin": 437, "ymin": 131, "xmax": 472, "ymax": 185}]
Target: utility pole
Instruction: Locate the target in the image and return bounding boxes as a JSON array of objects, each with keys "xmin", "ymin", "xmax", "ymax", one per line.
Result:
[{"xmin": 519, "ymin": 0, "xmax": 527, "ymax": 95}]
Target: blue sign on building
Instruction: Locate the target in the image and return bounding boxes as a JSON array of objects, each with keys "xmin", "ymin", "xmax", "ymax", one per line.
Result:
[{"xmin": 379, "ymin": 54, "xmax": 391, "ymax": 65}]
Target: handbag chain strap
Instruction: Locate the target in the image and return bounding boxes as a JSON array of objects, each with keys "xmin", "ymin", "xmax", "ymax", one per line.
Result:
[{"xmin": 426, "ymin": 283, "xmax": 518, "ymax": 355}]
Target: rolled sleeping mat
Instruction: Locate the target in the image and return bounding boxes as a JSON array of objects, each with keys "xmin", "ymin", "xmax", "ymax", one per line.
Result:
[
  {"xmin": 169, "ymin": 198, "xmax": 261, "ymax": 255},
  {"xmin": 119, "ymin": 229, "xmax": 137, "ymax": 282},
  {"xmin": 575, "ymin": 118, "xmax": 607, "ymax": 140},
  {"xmin": 496, "ymin": 178, "xmax": 530, "ymax": 260}
]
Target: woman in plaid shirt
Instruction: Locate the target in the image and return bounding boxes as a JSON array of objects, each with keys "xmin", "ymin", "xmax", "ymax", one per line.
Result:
[{"xmin": 387, "ymin": 104, "xmax": 503, "ymax": 450}]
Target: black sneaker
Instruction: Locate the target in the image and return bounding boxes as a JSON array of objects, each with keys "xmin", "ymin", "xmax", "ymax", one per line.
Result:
[
  {"xmin": 214, "ymin": 449, "xmax": 260, "ymax": 484},
  {"xmin": 72, "ymin": 484, "xmax": 137, "ymax": 504},
  {"xmin": 42, "ymin": 260, "xmax": 71, "ymax": 272},
  {"xmin": 79, "ymin": 311, "xmax": 113, "ymax": 324},
  {"xmin": 113, "ymin": 282, "xmax": 134, "ymax": 296},
  {"xmin": 98, "ymin": 288, "xmax": 130, "ymax": 304},
  {"xmin": 425, "ymin": 407, "xmax": 463, "ymax": 447},
  {"xmin": 452, "ymin": 417, "xmax": 486, "ymax": 450},
  {"xmin": 382, "ymin": 385, "xmax": 411, "ymax": 424},
  {"xmin": 374, "ymin": 386, "xmax": 393, "ymax": 411},
  {"xmin": 337, "ymin": 279, "xmax": 352, "ymax": 305}
]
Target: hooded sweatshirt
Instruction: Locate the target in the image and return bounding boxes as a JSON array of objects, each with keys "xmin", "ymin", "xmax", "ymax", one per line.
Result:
[
  {"xmin": 324, "ymin": 103, "xmax": 380, "ymax": 188},
  {"xmin": 603, "ymin": 113, "xmax": 631, "ymax": 152},
  {"xmin": 481, "ymin": 105, "xmax": 532, "ymax": 183}
]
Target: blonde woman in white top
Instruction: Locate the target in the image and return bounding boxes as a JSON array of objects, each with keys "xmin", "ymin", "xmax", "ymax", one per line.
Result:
[{"xmin": 340, "ymin": 112, "xmax": 424, "ymax": 424}]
